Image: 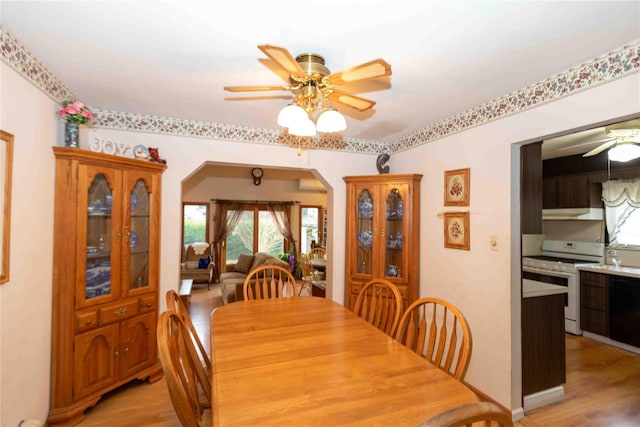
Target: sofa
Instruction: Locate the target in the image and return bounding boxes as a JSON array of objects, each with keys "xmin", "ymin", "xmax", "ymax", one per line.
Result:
[
  {"xmin": 180, "ymin": 242, "xmax": 214, "ymax": 289},
  {"xmin": 220, "ymin": 252, "xmax": 290, "ymax": 304}
]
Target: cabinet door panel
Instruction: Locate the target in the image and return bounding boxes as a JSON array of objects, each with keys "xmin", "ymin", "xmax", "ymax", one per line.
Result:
[
  {"xmin": 119, "ymin": 312, "xmax": 157, "ymax": 378},
  {"xmin": 123, "ymin": 171, "xmax": 160, "ymax": 297},
  {"xmin": 74, "ymin": 324, "xmax": 118, "ymax": 399},
  {"xmin": 352, "ymin": 184, "xmax": 375, "ymax": 278},
  {"xmin": 76, "ymin": 165, "xmax": 123, "ymax": 308},
  {"xmin": 381, "ymin": 183, "xmax": 409, "ymax": 282}
]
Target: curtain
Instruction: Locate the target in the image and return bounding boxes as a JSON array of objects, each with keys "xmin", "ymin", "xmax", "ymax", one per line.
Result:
[
  {"xmin": 211, "ymin": 202, "xmax": 243, "ymax": 281},
  {"xmin": 601, "ymin": 178, "xmax": 640, "ymax": 245},
  {"xmin": 267, "ymin": 204, "xmax": 297, "ymax": 267}
]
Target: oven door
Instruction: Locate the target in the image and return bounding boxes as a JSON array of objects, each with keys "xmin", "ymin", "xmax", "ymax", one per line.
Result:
[{"xmin": 522, "ymin": 267, "xmax": 578, "ymax": 334}]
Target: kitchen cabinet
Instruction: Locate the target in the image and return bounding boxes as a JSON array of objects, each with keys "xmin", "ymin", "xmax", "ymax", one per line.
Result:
[
  {"xmin": 521, "ymin": 142, "xmax": 542, "ymax": 234},
  {"xmin": 542, "ymin": 174, "xmax": 600, "ymax": 209},
  {"xmin": 343, "ymin": 174, "xmax": 422, "ymax": 310},
  {"xmin": 48, "ymin": 148, "xmax": 165, "ymax": 426},
  {"xmin": 522, "ymin": 293, "xmax": 566, "ymax": 396},
  {"xmin": 580, "ymin": 271, "xmax": 609, "ymax": 336}
]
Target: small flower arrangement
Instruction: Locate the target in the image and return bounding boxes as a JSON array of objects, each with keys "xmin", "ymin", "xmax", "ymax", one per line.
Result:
[{"xmin": 58, "ymin": 100, "xmax": 95, "ymax": 125}]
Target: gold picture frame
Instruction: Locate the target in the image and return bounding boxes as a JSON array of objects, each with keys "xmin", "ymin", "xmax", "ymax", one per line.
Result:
[
  {"xmin": 443, "ymin": 212, "xmax": 470, "ymax": 250},
  {"xmin": 0, "ymin": 130, "xmax": 13, "ymax": 284},
  {"xmin": 444, "ymin": 168, "xmax": 470, "ymax": 206}
]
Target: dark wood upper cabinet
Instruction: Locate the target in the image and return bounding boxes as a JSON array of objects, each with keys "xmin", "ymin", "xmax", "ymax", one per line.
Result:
[{"xmin": 521, "ymin": 142, "xmax": 543, "ymax": 234}]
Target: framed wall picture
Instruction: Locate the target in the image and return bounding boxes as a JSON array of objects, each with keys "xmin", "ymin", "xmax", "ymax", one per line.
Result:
[
  {"xmin": 444, "ymin": 168, "xmax": 470, "ymax": 206},
  {"xmin": 443, "ymin": 211, "xmax": 470, "ymax": 250},
  {"xmin": 0, "ymin": 130, "xmax": 13, "ymax": 284}
]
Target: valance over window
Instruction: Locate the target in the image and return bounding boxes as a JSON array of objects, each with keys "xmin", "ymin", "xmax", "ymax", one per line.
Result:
[{"xmin": 601, "ymin": 178, "xmax": 640, "ymax": 246}]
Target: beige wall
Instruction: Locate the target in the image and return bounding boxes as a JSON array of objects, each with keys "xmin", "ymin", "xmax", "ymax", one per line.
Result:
[
  {"xmin": 0, "ymin": 63, "xmax": 58, "ymax": 425},
  {"xmin": 1, "ymin": 56, "xmax": 639, "ymax": 425},
  {"xmin": 182, "ymin": 170, "xmax": 328, "ymax": 246}
]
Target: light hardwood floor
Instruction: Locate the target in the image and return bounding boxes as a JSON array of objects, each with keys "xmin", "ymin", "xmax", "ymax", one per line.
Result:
[{"xmin": 77, "ymin": 285, "xmax": 639, "ymax": 426}]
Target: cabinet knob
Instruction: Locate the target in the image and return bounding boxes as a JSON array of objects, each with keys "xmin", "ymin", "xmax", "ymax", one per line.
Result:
[
  {"xmin": 146, "ymin": 303, "xmax": 152, "ymax": 308},
  {"xmin": 123, "ymin": 346, "xmax": 129, "ymax": 354},
  {"xmin": 115, "ymin": 307, "xmax": 128, "ymax": 317},
  {"xmin": 114, "ymin": 350, "xmax": 119, "ymax": 358},
  {"xmin": 85, "ymin": 320, "xmax": 92, "ymax": 325}
]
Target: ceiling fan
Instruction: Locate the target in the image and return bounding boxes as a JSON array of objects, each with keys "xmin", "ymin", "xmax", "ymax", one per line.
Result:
[
  {"xmin": 224, "ymin": 45, "xmax": 392, "ymax": 136},
  {"xmin": 582, "ymin": 121, "xmax": 640, "ymax": 162}
]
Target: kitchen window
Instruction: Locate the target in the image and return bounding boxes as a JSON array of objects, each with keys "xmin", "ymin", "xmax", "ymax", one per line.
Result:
[{"xmin": 602, "ymin": 178, "xmax": 640, "ymax": 248}]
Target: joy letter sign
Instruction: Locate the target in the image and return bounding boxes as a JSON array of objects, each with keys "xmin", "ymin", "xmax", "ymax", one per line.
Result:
[{"xmin": 90, "ymin": 137, "xmax": 131, "ymax": 156}]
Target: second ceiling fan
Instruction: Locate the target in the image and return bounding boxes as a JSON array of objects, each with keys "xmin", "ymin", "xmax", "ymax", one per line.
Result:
[{"xmin": 224, "ymin": 44, "xmax": 392, "ymax": 136}]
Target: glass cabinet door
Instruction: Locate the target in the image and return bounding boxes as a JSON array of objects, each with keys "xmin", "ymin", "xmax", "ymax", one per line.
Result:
[
  {"xmin": 127, "ymin": 179, "xmax": 151, "ymax": 292},
  {"xmin": 356, "ymin": 188, "xmax": 374, "ymax": 275},
  {"xmin": 79, "ymin": 166, "xmax": 122, "ymax": 307},
  {"xmin": 384, "ymin": 188, "xmax": 403, "ymax": 279}
]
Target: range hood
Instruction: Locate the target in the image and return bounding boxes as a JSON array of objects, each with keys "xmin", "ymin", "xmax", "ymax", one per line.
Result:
[{"xmin": 542, "ymin": 207, "xmax": 604, "ymax": 220}]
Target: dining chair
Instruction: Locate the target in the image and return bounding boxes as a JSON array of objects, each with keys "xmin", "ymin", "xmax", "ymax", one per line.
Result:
[
  {"xmin": 166, "ymin": 290, "xmax": 211, "ymax": 372},
  {"xmin": 352, "ymin": 278, "xmax": 403, "ymax": 336},
  {"xmin": 243, "ymin": 264, "xmax": 298, "ymax": 300},
  {"xmin": 299, "ymin": 253, "xmax": 314, "ymax": 296},
  {"xmin": 157, "ymin": 310, "xmax": 212, "ymax": 427},
  {"xmin": 416, "ymin": 402, "xmax": 513, "ymax": 427},
  {"xmin": 395, "ymin": 297, "xmax": 472, "ymax": 380},
  {"xmin": 310, "ymin": 247, "xmax": 326, "ymax": 260}
]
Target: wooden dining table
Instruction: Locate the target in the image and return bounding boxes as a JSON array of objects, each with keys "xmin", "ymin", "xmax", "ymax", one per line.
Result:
[{"xmin": 210, "ymin": 297, "xmax": 480, "ymax": 426}]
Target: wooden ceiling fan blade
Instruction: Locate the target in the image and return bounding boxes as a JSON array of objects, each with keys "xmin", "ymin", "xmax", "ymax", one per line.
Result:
[
  {"xmin": 328, "ymin": 92, "xmax": 376, "ymax": 112},
  {"xmin": 325, "ymin": 59, "xmax": 392, "ymax": 86},
  {"xmin": 224, "ymin": 85, "xmax": 290, "ymax": 92},
  {"xmin": 258, "ymin": 44, "xmax": 306, "ymax": 78},
  {"xmin": 582, "ymin": 139, "xmax": 617, "ymax": 157}
]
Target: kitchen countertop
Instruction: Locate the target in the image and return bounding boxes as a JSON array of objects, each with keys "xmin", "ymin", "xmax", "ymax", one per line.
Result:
[
  {"xmin": 523, "ymin": 279, "xmax": 569, "ymax": 298},
  {"xmin": 577, "ymin": 264, "xmax": 640, "ymax": 279}
]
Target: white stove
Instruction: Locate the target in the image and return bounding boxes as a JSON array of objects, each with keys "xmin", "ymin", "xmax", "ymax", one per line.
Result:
[{"xmin": 523, "ymin": 240, "xmax": 604, "ymax": 335}]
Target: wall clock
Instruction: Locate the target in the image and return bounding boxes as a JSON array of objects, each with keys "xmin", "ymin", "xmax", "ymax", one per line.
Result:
[{"xmin": 252, "ymin": 167, "xmax": 264, "ymax": 185}]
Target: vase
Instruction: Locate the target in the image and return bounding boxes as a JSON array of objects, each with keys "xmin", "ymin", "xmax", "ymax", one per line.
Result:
[{"xmin": 64, "ymin": 122, "xmax": 79, "ymax": 148}]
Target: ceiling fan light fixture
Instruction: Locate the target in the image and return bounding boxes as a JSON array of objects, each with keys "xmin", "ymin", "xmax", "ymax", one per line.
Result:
[
  {"xmin": 316, "ymin": 108, "xmax": 346, "ymax": 133},
  {"xmin": 277, "ymin": 103, "xmax": 307, "ymax": 128},
  {"xmin": 608, "ymin": 142, "xmax": 640, "ymax": 162},
  {"xmin": 289, "ymin": 116, "xmax": 317, "ymax": 137}
]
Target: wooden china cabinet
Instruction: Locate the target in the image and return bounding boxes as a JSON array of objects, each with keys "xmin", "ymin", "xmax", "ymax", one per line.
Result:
[
  {"xmin": 48, "ymin": 148, "xmax": 166, "ymax": 426},
  {"xmin": 344, "ymin": 174, "xmax": 422, "ymax": 310}
]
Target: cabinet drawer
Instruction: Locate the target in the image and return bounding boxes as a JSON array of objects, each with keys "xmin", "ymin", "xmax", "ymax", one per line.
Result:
[
  {"xmin": 580, "ymin": 271, "xmax": 607, "ymax": 288},
  {"xmin": 581, "ymin": 307, "xmax": 608, "ymax": 336},
  {"xmin": 581, "ymin": 285, "xmax": 607, "ymax": 310},
  {"xmin": 139, "ymin": 295, "xmax": 157, "ymax": 313},
  {"xmin": 100, "ymin": 300, "xmax": 139, "ymax": 325},
  {"xmin": 75, "ymin": 311, "xmax": 99, "ymax": 333}
]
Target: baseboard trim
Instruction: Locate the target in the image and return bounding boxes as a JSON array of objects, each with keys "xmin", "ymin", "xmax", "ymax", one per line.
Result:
[{"xmin": 523, "ymin": 386, "xmax": 564, "ymax": 411}]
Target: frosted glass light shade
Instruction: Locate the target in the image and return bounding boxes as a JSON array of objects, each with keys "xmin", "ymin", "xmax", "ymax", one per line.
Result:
[
  {"xmin": 277, "ymin": 104, "xmax": 307, "ymax": 128},
  {"xmin": 289, "ymin": 117, "xmax": 317, "ymax": 137},
  {"xmin": 316, "ymin": 108, "xmax": 346, "ymax": 133},
  {"xmin": 608, "ymin": 143, "xmax": 640, "ymax": 162}
]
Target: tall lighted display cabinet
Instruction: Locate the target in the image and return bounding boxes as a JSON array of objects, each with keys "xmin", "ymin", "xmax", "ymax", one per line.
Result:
[
  {"xmin": 48, "ymin": 148, "xmax": 166, "ymax": 426},
  {"xmin": 344, "ymin": 174, "xmax": 422, "ymax": 310}
]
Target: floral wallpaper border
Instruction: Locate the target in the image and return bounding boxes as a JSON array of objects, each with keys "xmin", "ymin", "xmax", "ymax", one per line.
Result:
[{"xmin": 1, "ymin": 26, "xmax": 638, "ymax": 155}]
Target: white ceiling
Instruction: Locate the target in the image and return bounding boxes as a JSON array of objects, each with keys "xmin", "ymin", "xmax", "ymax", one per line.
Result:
[{"xmin": 2, "ymin": 1, "xmax": 639, "ymax": 155}]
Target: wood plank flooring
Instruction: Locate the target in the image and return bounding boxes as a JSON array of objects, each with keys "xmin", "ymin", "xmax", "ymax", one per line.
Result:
[{"xmin": 77, "ymin": 285, "xmax": 639, "ymax": 426}]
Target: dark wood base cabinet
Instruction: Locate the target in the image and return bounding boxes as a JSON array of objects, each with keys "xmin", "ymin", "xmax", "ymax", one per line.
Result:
[
  {"xmin": 580, "ymin": 271, "xmax": 609, "ymax": 336},
  {"xmin": 522, "ymin": 294, "xmax": 566, "ymax": 396}
]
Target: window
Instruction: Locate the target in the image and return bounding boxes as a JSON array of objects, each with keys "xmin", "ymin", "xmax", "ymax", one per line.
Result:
[
  {"xmin": 300, "ymin": 205, "xmax": 322, "ymax": 253},
  {"xmin": 182, "ymin": 203, "xmax": 209, "ymax": 245},
  {"xmin": 602, "ymin": 179, "xmax": 640, "ymax": 248},
  {"xmin": 225, "ymin": 205, "xmax": 286, "ymax": 263}
]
